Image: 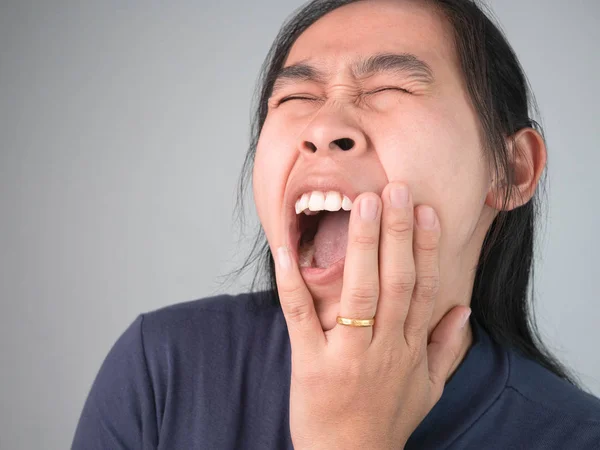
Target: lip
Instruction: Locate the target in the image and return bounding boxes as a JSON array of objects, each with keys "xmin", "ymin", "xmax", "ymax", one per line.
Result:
[
  {"xmin": 301, "ymin": 256, "xmax": 346, "ymax": 285},
  {"xmin": 286, "ymin": 173, "xmax": 360, "ymax": 211}
]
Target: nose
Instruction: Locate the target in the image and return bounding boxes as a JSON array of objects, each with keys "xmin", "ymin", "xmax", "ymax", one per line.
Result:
[{"xmin": 297, "ymin": 110, "xmax": 367, "ymax": 156}]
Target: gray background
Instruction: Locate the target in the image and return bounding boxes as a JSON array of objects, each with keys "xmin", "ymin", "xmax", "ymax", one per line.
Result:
[{"xmin": 0, "ymin": 0, "xmax": 598, "ymax": 448}]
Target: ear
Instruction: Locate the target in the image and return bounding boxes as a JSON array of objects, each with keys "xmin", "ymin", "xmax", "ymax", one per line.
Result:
[{"xmin": 485, "ymin": 127, "xmax": 547, "ymax": 211}]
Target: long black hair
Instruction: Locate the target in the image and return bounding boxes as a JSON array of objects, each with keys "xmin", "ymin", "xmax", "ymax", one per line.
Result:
[{"xmin": 226, "ymin": 0, "xmax": 583, "ymax": 388}]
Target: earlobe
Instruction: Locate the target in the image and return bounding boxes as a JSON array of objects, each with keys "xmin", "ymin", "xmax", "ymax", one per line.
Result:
[{"xmin": 484, "ymin": 127, "xmax": 547, "ymax": 212}]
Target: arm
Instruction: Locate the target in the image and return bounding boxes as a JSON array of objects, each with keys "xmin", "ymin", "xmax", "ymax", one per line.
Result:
[{"xmin": 71, "ymin": 315, "xmax": 158, "ymax": 449}]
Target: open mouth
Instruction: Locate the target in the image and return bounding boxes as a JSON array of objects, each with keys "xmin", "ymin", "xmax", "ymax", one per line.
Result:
[{"xmin": 292, "ymin": 192, "xmax": 352, "ymax": 270}]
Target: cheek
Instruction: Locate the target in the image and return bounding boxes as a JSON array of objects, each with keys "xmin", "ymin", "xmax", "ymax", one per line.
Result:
[
  {"xmin": 376, "ymin": 105, "xmax": 489, "ymax": 249},
  {"xmin": 253, "ymin": 119, "xmax": 296, "ymax": 241}
]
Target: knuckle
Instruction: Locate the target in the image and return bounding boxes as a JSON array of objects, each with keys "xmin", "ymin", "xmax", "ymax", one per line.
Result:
[
  {"xmin": 370, "ymin": 348, "xmax": 401, "ymax": 378},
  {"xmin": 415, "ymin": 274, "xmax": 440, "ymax": 298},
  {"xmin": 415, "ymin": 237, "xmax": 438, "ymax": 253},
  {"xmin": 279, "ymin": 287, "xmax": 312, "ymax": 321},
  {"xmin": 284, "ymin": 301, "xmax": 314, "ymax": 324},
  {"xmin": 348, "ymin": 282, "xmax": 379, "ymax": 305},
  {"xmin": 351, "ymin": 234, "xmax": 378, "ymax": 249},
  {"xmin": 407, "ymin": 341, "xmax": 426, "ymax": 365},
  {"xmin": 383, "ymin": 272, "xmax": 416, "ymax": 295},
  {"xmin": 278, "ymin": 282, "xmax": 305, "ymax": 299},
  {"xmin": 385, "ymin": 220, "xmax": 412, "ymax": 239},
  {"xmin": 404, "ymin": 322, "xmax": 426, "ymax": 342}
]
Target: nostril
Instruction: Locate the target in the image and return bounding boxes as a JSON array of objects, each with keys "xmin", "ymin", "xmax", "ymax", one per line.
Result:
[
  {"xmin": 333, "ymin": 138, "xmax": 354, "ymax": 151},
  {"xmin": 304, "ymin": 142, "xmax": 317, "ymax": 152},
  {"xmin": 303, "ymin": 138, "xmax": 355, "ymax": 153}
]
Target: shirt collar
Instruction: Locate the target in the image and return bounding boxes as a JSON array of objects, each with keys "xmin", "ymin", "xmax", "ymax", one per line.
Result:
[{"xmin": 406, "ymin": 315, "xmax": 509, "ymax": 448}]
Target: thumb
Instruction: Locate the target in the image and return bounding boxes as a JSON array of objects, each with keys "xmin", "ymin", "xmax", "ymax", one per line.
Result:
[
  {"xmin": 274, "ymin": 246, "xmax": 325, "ymax": 358},
  {"xmin": 426, "ymin": 306, "xmax": 471, "ymax": 393}
]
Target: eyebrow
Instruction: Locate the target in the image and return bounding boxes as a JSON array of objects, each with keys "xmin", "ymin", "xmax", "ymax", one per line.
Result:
[{"xmin": 272, "ymin": 52, "xmax": 435, "ymax": 94}]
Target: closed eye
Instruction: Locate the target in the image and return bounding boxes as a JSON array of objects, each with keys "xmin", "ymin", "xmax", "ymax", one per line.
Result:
[
  {"xmin": 277, "ymin": 87, "xmax": 411, "ymax": 105},
  {"xmin": 368, "ymin": 87, "xmax": 412, "ymax": 95},
  {"xmin": 278, "ymin": 95, "xmax": 317, "ymax": 104}
]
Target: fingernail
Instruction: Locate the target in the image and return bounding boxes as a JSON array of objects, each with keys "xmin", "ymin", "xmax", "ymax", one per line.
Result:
[
  {"xmin": 461, "ymin": 309, "xmax": 472, "ymax": 329},
  {"xmin": 360, "ymin": 196, "xmax": 378, "ymax": 221},
  {"xmin": 277, "ymin": 246, "xmax": 291, "ymax": 271},
  {"xmin": 417, "ymin": 206, "xmax": 436, "ymax": 229},
  {"xmin": 390, "ymin": 185, "xmax": 409, "ymax": 208}
]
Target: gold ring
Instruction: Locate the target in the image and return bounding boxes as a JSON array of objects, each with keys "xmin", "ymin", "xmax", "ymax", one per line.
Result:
[{"xmin": 336, "ymin": 316, "xmax": 375, "ymax": 327}]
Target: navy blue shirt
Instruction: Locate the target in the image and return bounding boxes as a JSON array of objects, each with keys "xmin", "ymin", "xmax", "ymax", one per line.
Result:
[{"xmin": 72, "ymin": 291, "xmax": 600, "ymax": 449}]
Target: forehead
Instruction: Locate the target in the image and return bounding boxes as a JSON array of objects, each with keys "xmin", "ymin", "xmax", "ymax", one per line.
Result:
[{"xmin": 285, "ymin": 0, "xmax": 457, "ymax": 76}]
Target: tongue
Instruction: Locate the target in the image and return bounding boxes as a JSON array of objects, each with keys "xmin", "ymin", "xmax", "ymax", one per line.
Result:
[{"xmin": 313, "ymin": 211, "xmax": 350, "ymax": 269}]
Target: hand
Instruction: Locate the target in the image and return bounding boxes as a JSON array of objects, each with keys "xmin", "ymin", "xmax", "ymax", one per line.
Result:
[{"xmin": 274, "ymin": 182, "xmax": 472, "ymax": 449}]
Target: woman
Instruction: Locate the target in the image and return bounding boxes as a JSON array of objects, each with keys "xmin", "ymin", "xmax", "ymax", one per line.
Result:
[{"xmin": 72, "ymin": 0, "xmax": 600, "ymax": 448}]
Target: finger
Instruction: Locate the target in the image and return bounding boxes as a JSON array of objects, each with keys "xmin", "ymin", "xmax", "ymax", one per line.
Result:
[
  {"xmin": 427, "ymin": 306, "xmax": 471, "ymax": 397},
  {"xmin": 336, "ymin": 193, "xmax": 382, "ymax": 351},
  {"xmin": 404, "ymin": 205, "xmax": 441, "ymax": 348},
  {"xmin": 373, "ymin": 182, "xmax": 415, "ymax": 346},
  {"xmin": 274, "ymin": 245, "xmax": 326, "ymax": 357}
]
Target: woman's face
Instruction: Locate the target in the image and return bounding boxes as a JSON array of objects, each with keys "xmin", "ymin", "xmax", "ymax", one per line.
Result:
[{"xmin": 253, "ymin": 0, "xmax": 498, "ymax": 331}]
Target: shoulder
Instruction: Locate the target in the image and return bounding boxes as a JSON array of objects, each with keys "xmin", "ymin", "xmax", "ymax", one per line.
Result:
[
  {"xmin": 145, "ymin": 290, "xmax": 278, "ymax": 317},
  {"xmin": 72, "ymin": 290, "xmax": 288, "ymax": 448},
  {"xmin": 138, "ymin": 290, "xmax": 288, "ymax": 376},
  {"xmin": 487, "ymin": 347, "xmax": 600, "ymax": 448},
  {"xmin": 505, "ymin": 349, "xmax": 600, "ymax": 420},
  {"xmin": 139, "ymin": 290, "xmax": 283, "ymax": 345}
]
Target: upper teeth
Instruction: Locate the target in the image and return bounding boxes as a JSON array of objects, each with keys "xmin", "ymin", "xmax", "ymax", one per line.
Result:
[{"xmin": 295, "ymin": 191, "xmax": 353, "ymax": 215}]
